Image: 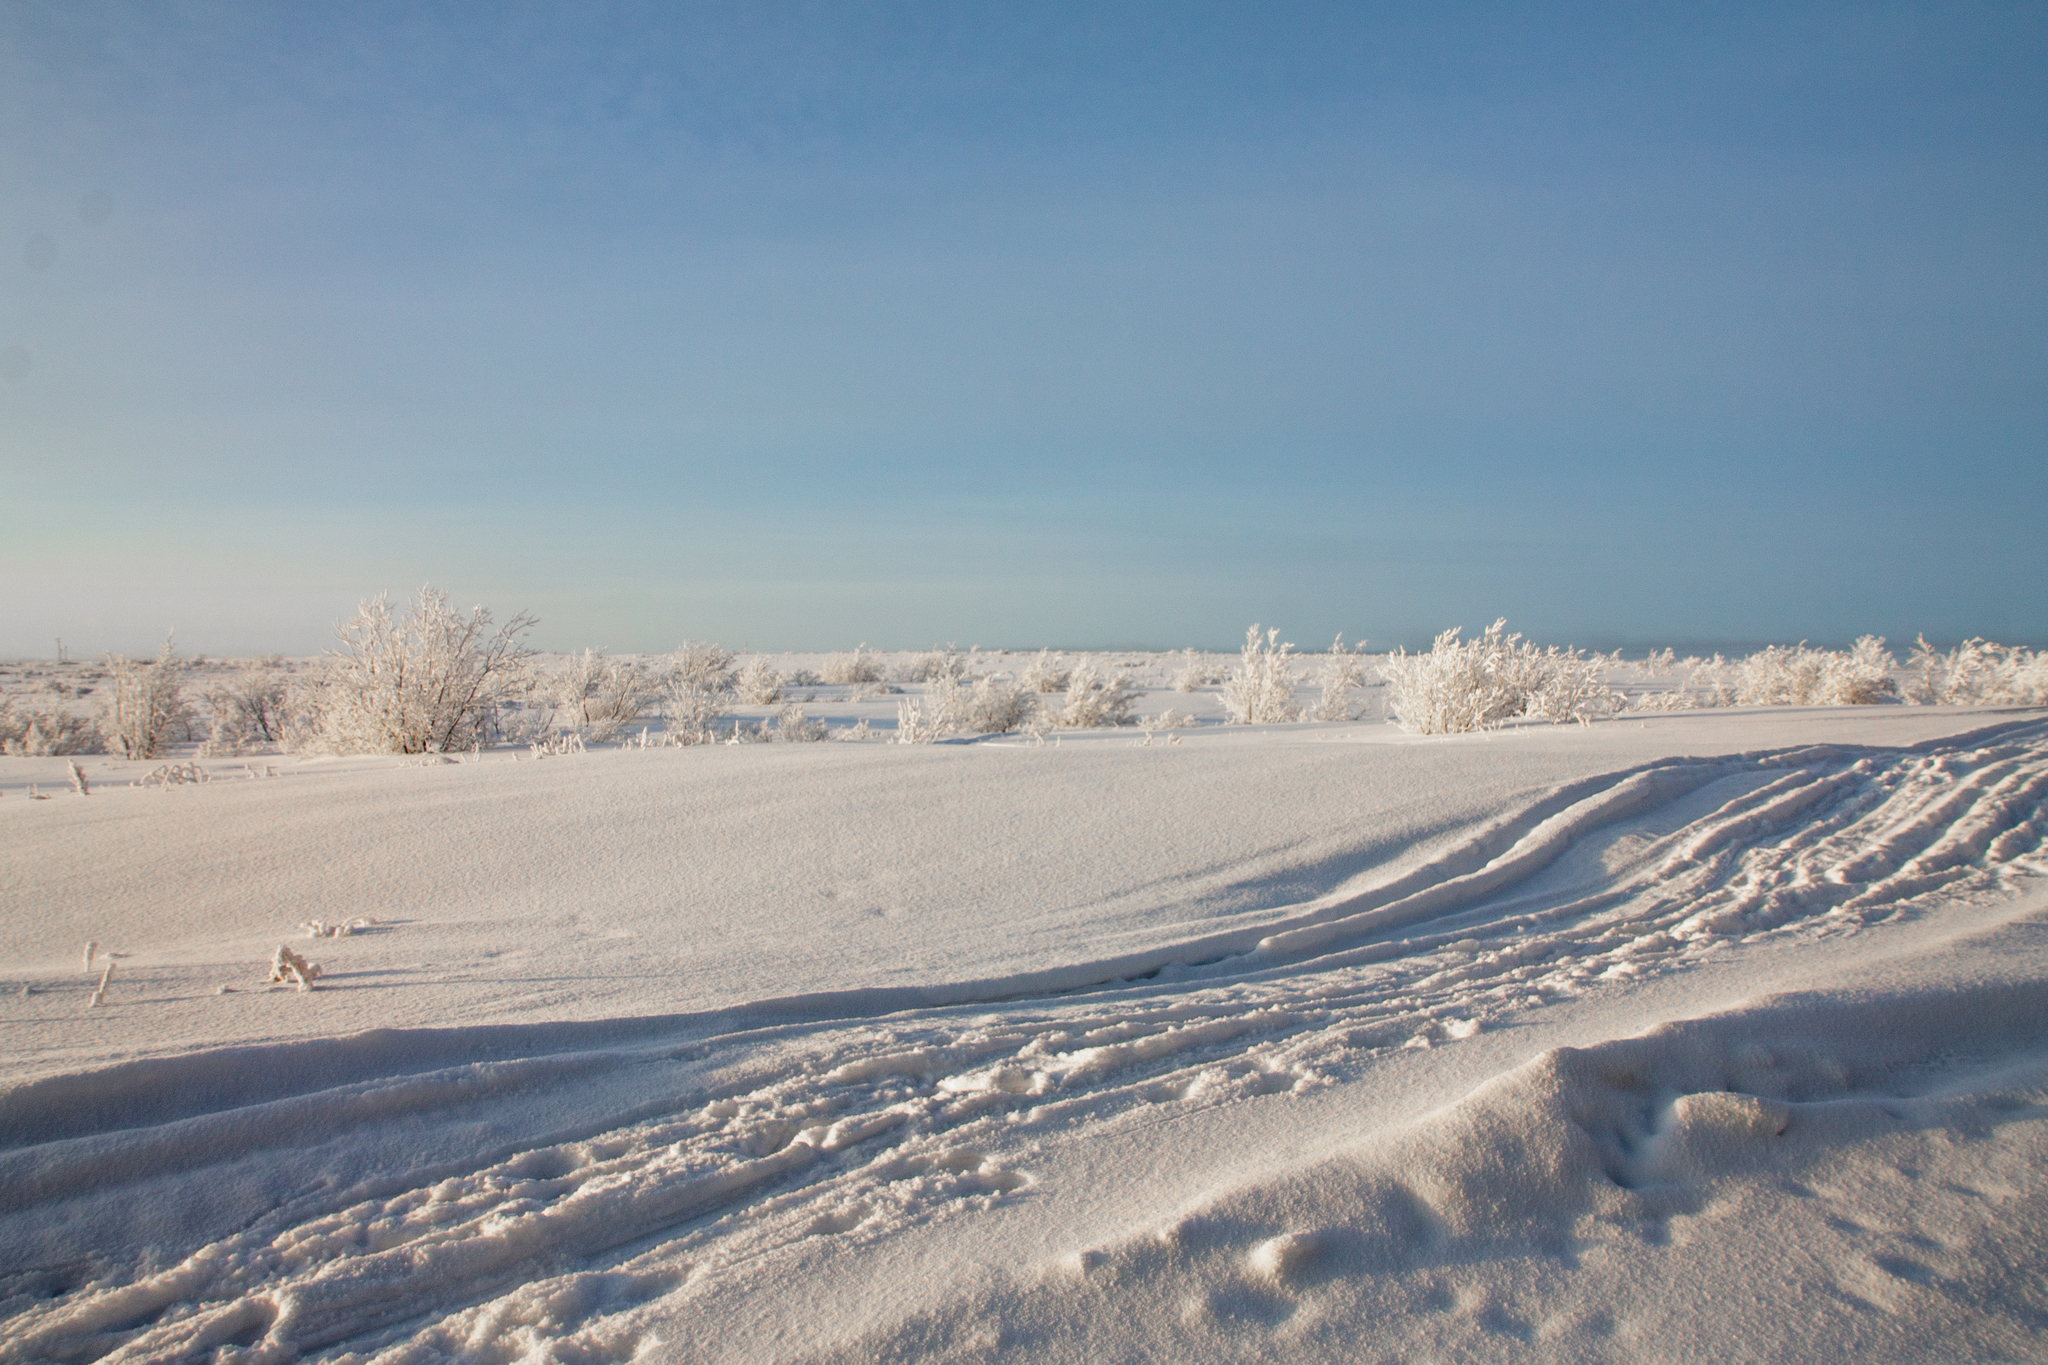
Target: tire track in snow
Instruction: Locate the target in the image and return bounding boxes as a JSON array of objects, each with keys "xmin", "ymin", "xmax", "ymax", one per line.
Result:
[{"xmin": 6, "ymin": 724, "xmax": 2048, "ymax": 1364}]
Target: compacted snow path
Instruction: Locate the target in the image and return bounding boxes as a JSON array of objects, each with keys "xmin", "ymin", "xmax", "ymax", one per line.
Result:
[{"xmin": 3, "ymin": 714, "xmax": 2046, "ymax": 1362}]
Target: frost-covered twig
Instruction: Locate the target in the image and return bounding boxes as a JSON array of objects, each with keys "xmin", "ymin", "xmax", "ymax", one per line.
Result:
[
  {"xmin": 302, "ymin": 917, "xmax": 375, "ymax": 939},
  {"xmin": 270, "ymin": 944, "xmax": 322, "ymax": 991},
  {"xmin": 87, "ymin": 960, "xmax": 113, "ymax": 1008},
  {"xmin": 140, "ymin": 762, "xmax": 211, "ymax": 788}
]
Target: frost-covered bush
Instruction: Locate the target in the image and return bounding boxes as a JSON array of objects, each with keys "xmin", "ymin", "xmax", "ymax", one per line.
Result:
[
  {"xmin": 1380, "ymin": 619, "xmax": 1620, "ymax": 734},
  {"xmin": 1734, "ymin": 638, "xmax": 1897, "ymax": 707},
  {"xmin": 927, "ymin": 674, "xmax": 1038, "ymax": 735},
  {"xmin": 821, "ymin": 645, "xmax": 885, "ymax": 684},
  {"xmin": 1222, "ymin": 626, "xmax": 1300, "ymax": 725},
  {"xmin": 1021, "ymin": 649, "xmax": 1070, "ymax": 693},
  {"xmin": 0, "ymin": 701, "xmax": 101, "ymax": 755},
  {"xmin": 735, "ymin": 657, "xmax": 785, "ymax": 705},
  {"xmin": 1055, "ymin": 664, "xmax": 1139, "ymax": 728},
  {"xmin": 555, "ymin": 649, "xmax": 657, "ymax": 741},
  {"xmin": 201, "ymin": 661, "xmax": 287, "ymax": 755},
  {"xmin": 771, "ymin": 702, "xmax": 829, "ymax": 742},
  {"xmin": 97, "ymin": 635, "xmax": 193, "ymax": 759},
  {"xmin": 1172, "ymin": 648, "xmax": 1226, "ymax": 693},
  {"xmin": 893, "ymin": 697, "xmax": 945, "ymax": 744},
  {"xmin": 1309, "ymin": 635, "xmax": 1368, "ymax": 722},
  {"xmin": 662, "ymin": 642, "xmax": 736, "ymax": 743},
  {"xmin": 899, "ymin": 646, "xmax": 969, "ymax": 684},
  {"xmin": 1905, "ymin": 636, "xmax": 2048, "ymax": 706},
  {"xmin": 1623, "ymin": 651, "xmax": 1734, "ymax": 712},
  {"xmin": 287, "ymin": 588, "xmax": 535, "ymax": 754},
  {"xmin": 667, "ymin": 641, "xmax": 735, "ymax": 692}
]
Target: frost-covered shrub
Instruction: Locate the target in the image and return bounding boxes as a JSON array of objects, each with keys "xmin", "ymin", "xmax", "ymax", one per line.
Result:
[
  {"xmin": 668, "ymin": 641, "xmax": 735, "ymax": 693},
  {"xmin": 822, "ymin": 645, "xmax": 885, "ymax": 684},
  {"xmin": 1138, "ymin": 707, "xmax": 1201, "ymax": 734},
  {"xmin": 1055, "ymin": 664, "xmax": 1139, "ymax": 728},
  {"xmin": 1906, "ymin": 636, "xmax": 2048, "ymax": 706},
  {"xmin": 1521, "ymin": 648, "xmax": 1623, "ymax": 725},
  {"xmin": 201, "ymin": 661, "xmax": 287, "ymax": 755},
  {"xmin": 893, "ymin": 697, "xmax": 945, "ymax": 744},
  {"xmin": 1172, "ymin": 648, "xmax": 1226, "ymax": 693},
  {"xmin": 1309, "ymin": 635, "xmax": 1368, "ymax": 722},
  {"xmin": 927, "ymin": 674, "xmax": 1038, "ymax": 735},
  {"xmin": 899, "ymin": 646, "xmax": 969, "ymax": 684},
  {"xmin": 1222, "ymin": 626, "xmax": 1300, "ymax": 725},
  {"xmin": 771, "ymin": 702, "xmax": 829, "ymax": 742},
  {"xmin": 0, "ymin": 701, "xmax": 101, "ymax": 755},
  {"xmin": 555, "ymin": 649, "xmax": 657, "ymax": 741},
  {"xmin": 287, "ymin": 588, "xmax": 535, "ymax": 754},
  {"xmin": 735, "ymin": 657, "xmax": 785, "ymax": 705},
  {"xmin": 1021, "ymin": 649, "xmax": 1070, "ymax": 693},
  {"xmin": 656, "ymin": 641, "xmax": 736, "ymax": 743},
  {"xmin": 97, "ymin": 635, "xmax": 193, "ymax": 759},
  {"xmin": 1735, "ymin": 638, "xmax": 1897, "ymax": 707},
  {"xmin": 1380, "ymin": 619, "xmax": 1620, "ymax": 734}
]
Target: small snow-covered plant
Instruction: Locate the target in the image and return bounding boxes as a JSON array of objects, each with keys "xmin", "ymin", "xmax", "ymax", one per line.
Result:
[
  {"xmin": 1521, "ymin": 647, "xmax": 1624, "ymax": 725},
  {"xmin": 201, "ymin": 660, "xmax": 288, "ymax": 755},
  {"xmin": 661, "ymin": 641, "xmax": 736, "ymax": 742},
  {"xmin": 735, "ymin": 657, "xmax": 786, "ymax": 705},
  {"xmin": 287, "ymin": 588, "xmax": 536, "ymax": 754},
  {"xmin": 822, "ymin": 645, "xmax": 885, "ymax": 684},
  {"xmin": 771, "ymin": 702, "xmax": 829, "ymax": 742},
  {"xmin": 1380, "ymin": 619, "xmax": 1620, "ymax": 734},
  {"xmin": 141, "ymin": 761, "xmax": 210, "ymax": 787},
  {"xmin": 0, "ymin": 700, "xmax": 101, "ymax": 755},
  {"xmin": 530, "ymin": 730, "xmax": 585, "ymax": 758},
  {"xmin": 1735, "ymin": 638, "xmax": 1897, "ymax": 707},
  {"xmin": 1309, "ymin": 634, "xmax": 1368, "ymax": 722},
  {"xmin": 302, "ymin": 917, "xmax": 373, "ymax": 938},
  {"xmin": 1222, "ymin": 625, "xmax": 1300, "ymax": 725},
  {"xmin": 97, "ymin": 634, "xmax": 192, "ymax": 759},
  {"xmin": 1138, "ymin": 707, "xmax": 1200, "ymax": 735},
  {"xmin": 1055, "ymin": 664, "xmax": 1139, "ymax": 728},
  {"xmin": 68, "ymin": 761, "xmax": 89, "ymax": 794},
  {"xmin": 667, "ymin": 641, "xmax": 736, "ymax": 693},
  {"xmin": 269, "ymin": 944, "xmax": 321, "ymax": 991},
  {"xmin": 837, "ymin": 718, "xmax": 873, "ymax": 742},
  {"xmin": 555, "ymin": 649, "xmax": 656, "ymax": 740},
  {"xmin": 787, "ymin": 668, "xmax": 822, "ymax": 688},
  {"xmin": 899, "ymin": 646, "xmax": 969, "ymax": 684},
  {"xmin": 893, "ymin": 697, "xmax": 947, "ymax": 743},
  {"xmin": 1172, "ymin": 648, "xmax": 1226, "ymax": 692},
  {"xmin": 1906, "ymin": 636, "xmax": 2048, "ymax": 706},
  {"xmin": 1021, "ymin": 649, "xmax": 1070, "ymax": 693},
  {"xmin": 926, "ymin": 674, "xmax": 1038, "ymax": 735}
]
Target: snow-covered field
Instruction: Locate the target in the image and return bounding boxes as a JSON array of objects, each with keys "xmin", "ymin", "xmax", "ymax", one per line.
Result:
[{"xmin": 5, "ymin": 667, "xmax": 2047, "ymax": 1362}]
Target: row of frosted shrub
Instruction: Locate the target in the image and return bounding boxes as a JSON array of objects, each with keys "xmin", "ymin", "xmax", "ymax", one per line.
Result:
[{"xmin": 6, "ymin": 589, "xmax": 2045, "ymax": 754}]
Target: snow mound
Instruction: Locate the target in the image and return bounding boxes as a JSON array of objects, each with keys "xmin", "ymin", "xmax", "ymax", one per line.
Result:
[{"xmin": 818, "ymin": 977, "xmax": 2048, "ymax": 1363}]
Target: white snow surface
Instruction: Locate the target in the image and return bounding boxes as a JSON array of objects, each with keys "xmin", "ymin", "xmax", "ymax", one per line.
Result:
[{"xmin": 4, "ymin": 703, "xmax": 2048, "ymax": 1362}]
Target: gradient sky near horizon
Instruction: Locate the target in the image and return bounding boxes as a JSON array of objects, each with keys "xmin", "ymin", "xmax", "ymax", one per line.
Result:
[{"xmin": 3, "ymin": 2, "xmax": 2044, "ymax": 656}]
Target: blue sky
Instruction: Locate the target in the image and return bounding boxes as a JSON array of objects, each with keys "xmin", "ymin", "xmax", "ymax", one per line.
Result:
[{"xmin": 3, "ymin": 3, "xmax": 2044, "ymax": 655}]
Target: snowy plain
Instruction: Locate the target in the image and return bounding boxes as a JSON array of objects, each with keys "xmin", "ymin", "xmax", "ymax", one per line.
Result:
[{"xmin": 3, "ymin": 657, "xmax": 2047, "ymax": 1363}]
